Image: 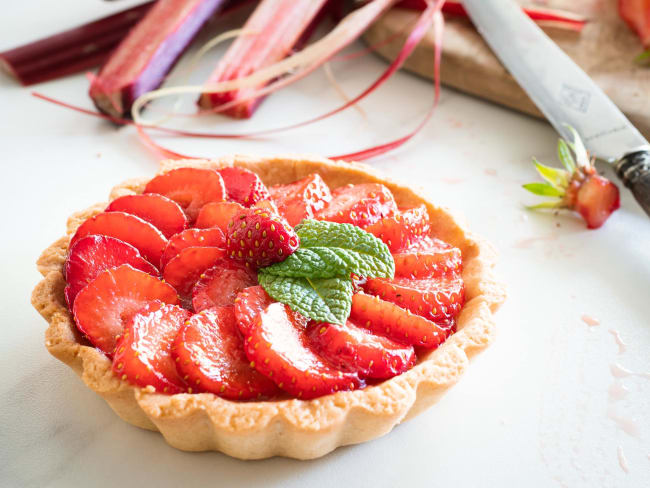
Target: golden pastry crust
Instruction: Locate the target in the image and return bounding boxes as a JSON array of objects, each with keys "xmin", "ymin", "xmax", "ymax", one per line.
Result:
[{"xmin": 32, "ymin": 155, "xmax": 505, "ymax": 460}]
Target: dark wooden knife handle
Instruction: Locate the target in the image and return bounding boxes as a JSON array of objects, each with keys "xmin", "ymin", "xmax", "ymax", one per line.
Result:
[{"xmin": 615, "ymin": 149, "xmax": 650, "ymax": 218}]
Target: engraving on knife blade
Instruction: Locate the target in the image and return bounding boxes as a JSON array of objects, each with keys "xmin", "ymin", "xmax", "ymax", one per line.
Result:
[{"xmin": 559, "ymin": 84, "xmax": 590, "ymax": 113}]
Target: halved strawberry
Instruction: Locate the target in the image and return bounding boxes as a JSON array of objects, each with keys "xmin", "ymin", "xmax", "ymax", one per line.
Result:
[
  {"xmin": 252, "ymin": 199, "xmax": 278, "ymax": 213},
  {"xmin": 217, "ymin": 167, "xmax": 270, "ymax": 207},
  {"xmin": 192, "ymin": 260, "xmax": 258, "ymax": 312},
  {"xmin": 160, "ymin": 228, "xmax": 225, "ymax": 269},
  {"xmin": 64, "ymin": 235, "xmax": 158, "ymax": 308},
  {"xmin": 364, "ymin": 205, "xmax": 430, "ymax": 252},
  {"xmin": 144, "ymin": 167, "xmax": 226, "ymax": 222},
  {"xmin": 393, "ymin": 237, "xmax": 462, "ymax": 279},
  {"xmin": 106, "ymin": 194, "xmax": 187, "ymax": 238},
  {"xmin": 73, "ymin": 265, "xmax": 179, "ymax": 355},
  {"xmin": 162, "ymin": 247, "xmax": 226, "ymax": 296},
  {"xmin": 174, "ymin": 306, "xmax": 279, "ymax": 399},
  {"xmin": 306, "ymin": 320, "xmax": 415, "ymax": 379},
  {"xmin": 243, "ymin": 302, "xmax": 362, "ymax": 399},
  {"xmin": 195, "ymin": 201, "xmax": 245, "ymax": 231},
  {"xmin": 70, "ymin": 211, "xmax": 167, "ymax": 267},
  {"xmin": 234, "ymin": 286, "xmax": 274, "ymax": 336},
  {"xmin": 269, "ymin": 173, "xmax": 332, "ymax": 226},
  {"xmin": 364, "ymin": 275, "xmax": 465, "ymax": 323},
  {"xmin": 113, "ymin": 301, "xmax": 189, "ymax": 393},
  {"xmin": 573, "ymin": 174, "xmax": 621, "ymax": 230},
  {"xmin": 317, "ymin": 183, "xmax": 397, "ymax": 227},
  {"xmin": 349, "ymin": 293, "xmax": 448, "ymax": 349}
]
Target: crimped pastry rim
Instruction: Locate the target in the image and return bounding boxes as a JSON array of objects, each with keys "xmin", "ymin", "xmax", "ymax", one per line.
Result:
[{"xmin": 31, "ymin": 154, "xmax": 505, "ymax": 460}]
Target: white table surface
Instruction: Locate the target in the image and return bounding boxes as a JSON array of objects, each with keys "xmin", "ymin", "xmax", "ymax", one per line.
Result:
[{"xmin": 2, "ymin": 1, "xmax": 649, "ymax": 487}]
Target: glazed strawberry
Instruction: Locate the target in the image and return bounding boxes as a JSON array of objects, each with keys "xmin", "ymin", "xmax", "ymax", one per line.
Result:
[
  {"xmin": 269, "ymin": 174, "xmax": 332, "ymax": 226},
  {"xmin": 192, "ymin": 259, "xmax": 258, "ymax": 312},
  {"xmin": 393, "ymin": 237, "xmax": 462, "ymax": 279},
  {"xmin": 70, "ymin": 211, "xmax": 167, "ymax": 267},
  {"xmin": 307, "ymin": 320, "xmax": 415, "ymax": 379},
  {"xmin": 195, "ymin": 201, "xmax": 245, "ymax": 231},
  {"xmin": 572, "ymin": 175, "xmax": 621, "ymax": 230},
  {"xmin": 174, "ymin": 306, "xmax": 279, "ymax": 399},
  {"xmin": 162, "ymin": 247, "xmax": 226, "ymax": 296},
  {"xmin": 364, "ymin": 275, "xmax": 465, "ymax": 323},
  {"xmin": 113, "ymin": 301, "xmax": 189, "ymax": 394},
  {"xmin": 73, "ymin": 265, "xmax": 179, "ymax": 355},
  {"xmin": 144, "ymin": 167, "xmax": 226, "ymax": 222},
  {"xmin": 160, "ymin": 228, "xmax": 225, "ymax": 269},
  {"xmin": 64, "ymin": 235, "xmax": 158, "ymax": 307},
  {"xmin": 106, "ymin": 194, "xmax": 187, "ymax": 238},
  {"xmin": 233, "ymin": 286, "xmax": 274, "ymax": 336},
  {"xmin": 364, "ymin": 205, "xmax": 430, "ymax": 252},
  {"xmin": 349, "ymin": 293, "xmax": 448, "ymax": 348},
  {"xmin": 317, "ymin": 183, "xmax": 397, "ymax": 227},
  {"xmin": 226, "ymin": 208, "xmax": 299, "ymax": 268},
  {"xmin": 242, "ymin": 302, "xmax": 362, "ymax": 399},
  {"xmin": 217, "ymin": 167, "xmax": 270, "ymax": 207}
]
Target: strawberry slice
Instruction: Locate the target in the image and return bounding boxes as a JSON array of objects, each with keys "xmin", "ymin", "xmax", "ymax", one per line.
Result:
[
  {"xmin": 195, "ymin": 201, "xmax": 245, "ymax": 231},
  {"xmin": 573, "ymin": 174, "xmax": 621, "ymax": 229},
  {"xmin": 234, "ymin": 286, "xmax": 274, "ymax": 336},
  {"xmin": 350, "ymin": 293, "xmax": 449, "ymax": 349},
  {"xmin": 106, "ymin": 194, "xmax": 187, "ymax": 238},
  {"xmin": 113, "ymin": 301, "xmax": 189, "ymax": 394},
  {"xmin": 317, "ymin": 183, "xmax": 397, "ymax": 227},
  {"xmin": 73, "ymin": 265, "xmax": 179, "ymax": 355},
  {"xmin": 162, "ymin": 247, "xmax": 226, "ymax": 297},
  {"xmin": 242, "ymin": 302, "xmax": 362, "ymax": 399},
  {"xmin": 269, "ymin": 174, "xmax": 332, "ymax": 226},
  {"xmin": 364, "ymin": 205, "xmax": 430, "ymax": 252},
  {"xmin": 306, "ymin": 320, "xmax": 415, "ymax": 379},
  {"xmin": 364, "ymin": 275, "xmax": 465, "ymax": 323},
  {"xmin": 160, "ymin": 228, "xmax": 225, "ymax": 269},
  {"xmin": 217, "ymin": 167, "xmax": 270, "ymax": 207},
  {"xmin": 64, "ymin": 235, "xmax": 158, "ymax": 308},
  {"xmin": 192, "ymin": 260, "xmax": 258, "ymax": 312},
  {"xmin": 144, "ymin": 167, "xmax": 226, "ymax": 222},
  {"xmin": 393, "ymin": 237, "xmax": 462, "ymax": 279},
  {"xmin": 174, "ymin": 306, "xmax": 279, "ymax": 399},
  {"xmin": 70, "ymin": 211, "xmax": 167, "ymax": 267}
]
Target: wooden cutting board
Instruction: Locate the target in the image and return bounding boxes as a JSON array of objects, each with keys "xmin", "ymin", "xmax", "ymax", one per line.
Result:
[{"xmin": 363, "ymin": 0, "xmax": 650, "ymax": 138}]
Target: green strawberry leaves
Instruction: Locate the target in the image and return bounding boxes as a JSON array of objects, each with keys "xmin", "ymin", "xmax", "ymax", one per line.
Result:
[{"xmin": 258, "ymin": 219, "xmax": 394, "ymax": 324}]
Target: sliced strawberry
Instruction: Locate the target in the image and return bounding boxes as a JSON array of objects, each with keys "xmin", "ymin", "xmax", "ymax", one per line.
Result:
[
  {"xmin": 269, "ymin": 173, "xmax": 332, "ymax": 226},
  {"xmin": 573, "ymin": 174, "xmax": 620, "ymax": 229},
  {"xmin": 73, "ymin": 265, "xmax": 179, "ymax": 355},
  {"xmin": 174, "ymin": 306, "xmax": 279, "ymax": 399},
  {"xmin": 234, "ymin": 286, "xmax": 275, "ymax": 336},
  {"xmin": 64, "ymin": 235, "xmax": 158, "ymax": 308},
  {"xmin": 252, "ymin": 198, "xmax": 278, "ymax": 214},
  {"xmin": 106, "ymin": 194, "xmax": 187, "ymax": 238},
  {"xmin": 195, "ymin": 201, "xmax": 245, "ymax": 231},
  {"xmin": 192, "ymin": 260, "xmax": 258, "ymax": 312},
  {"xmin": 217, "ymin": 166, "xmax": 270, "ymax": 207},
  {"xmin": 113, "ymin": 301, "xmax": 189, "ymax": 394},
  {"xmin": 350, "ymin": 293, "xmax": 449, "ymax": 349},
  {"xmin": 160, "ymin": 228, "xmax": 225, "ymax": 269},
  {"xmin": 364, "ymin": 275, "xmax": 465, "ymax": 323},
  {"xmin": 144, "ymin": 167, "xmax": 226, "ymax": 222},
  {"xmin": 306, "ymin": 320, "xmax": 415, "ymax": 379},
  {"xmin": 364, "ymin": 205, "xmax": 430, "ymax": 252},
  {"xmin": 393, "ymin": 237, "xmax": 462, "ymax": 279},
  {"xmin": 317, "ymin": 183, "xmax": 397, "ymax": 227},
  {"xmin": 243, "ymin": 302, "xmax": 362, "ymax": 399},
  {"xmin": 162, "ymin": 247, "xmax": 226, "ymax": 296},
  {"xmin": 70, "ymin": 211, "xmax": 167, "ymax": 267}
]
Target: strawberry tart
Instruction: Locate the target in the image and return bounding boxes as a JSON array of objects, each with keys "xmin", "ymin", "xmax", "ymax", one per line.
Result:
[{"xmin": 32, "ymin": 155, "xmax": 505, "ymax": 459}]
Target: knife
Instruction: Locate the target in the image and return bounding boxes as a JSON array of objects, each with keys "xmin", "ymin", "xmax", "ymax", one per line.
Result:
[{"xmin": 462, "ymin": 0, "xmax": 650, "ymax": 217}]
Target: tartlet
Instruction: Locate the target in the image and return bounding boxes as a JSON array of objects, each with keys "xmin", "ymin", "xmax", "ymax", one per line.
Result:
[{"xmin": 32, "ymin": 155, "xmax": 505, "ymax": 460}]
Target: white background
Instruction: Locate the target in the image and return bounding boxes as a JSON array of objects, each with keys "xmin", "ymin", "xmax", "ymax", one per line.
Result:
[{"xmin": 1, "ymin": 1, "xmax": 649, "ymax": 487}]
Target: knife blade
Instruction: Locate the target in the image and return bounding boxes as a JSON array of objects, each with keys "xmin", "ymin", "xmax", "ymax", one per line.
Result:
[{"xmin": 462, "ymin": 0, "xmax": 650, "ymax": 217}]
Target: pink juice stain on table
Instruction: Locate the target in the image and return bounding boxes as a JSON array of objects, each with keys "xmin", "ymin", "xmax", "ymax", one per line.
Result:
[
  {"xmin": 608, "ymin": 329, "xmax": 628, "ymax": 354},
  {"xmin": 617, "ymin": 445, "xmax": 630, "ymax": 473},
  {"xmin": 513, "ymin": 233, "xmax": 558, "ymax": 249},
  {"xmin": 581, "ymin": 314, "xmax": 600, "ymax": 327}
]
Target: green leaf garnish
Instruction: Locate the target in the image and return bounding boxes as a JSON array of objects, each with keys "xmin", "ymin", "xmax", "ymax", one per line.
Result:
[
  {"xmin": 533, "ymin": 158, "xmax": 569, "ymax": 190},
  {"xmin": 257, "ymin": 220, "xmax": 394, "ymax": 325},
  {"xmin": 522, "ymin": 182, "xmax": 564, "ymax": 197},
  {"xmin": 556, "ymin": 139, "xmax": 576, "ymax": 173}
]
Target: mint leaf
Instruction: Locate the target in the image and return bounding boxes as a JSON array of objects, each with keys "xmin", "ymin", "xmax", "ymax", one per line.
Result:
[{"xmin": 258, "ymin": 272, "xmax": 352, "ymax": 325}]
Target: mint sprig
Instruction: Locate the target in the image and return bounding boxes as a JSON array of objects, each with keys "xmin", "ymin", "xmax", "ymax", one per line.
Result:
[{"xmin": 258, "ymin": 219, "xmax": 393, "ymax": 325}]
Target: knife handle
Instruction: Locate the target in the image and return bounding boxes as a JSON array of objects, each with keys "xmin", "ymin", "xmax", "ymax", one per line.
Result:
[{"xmin": 615, "ymin": 149, "xmax": 650, "ymax": 218}]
